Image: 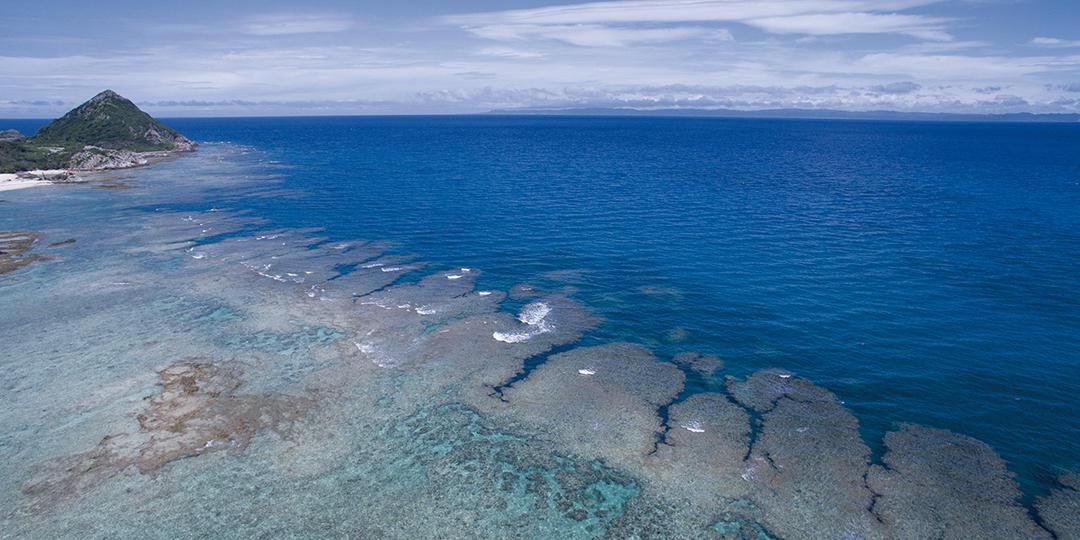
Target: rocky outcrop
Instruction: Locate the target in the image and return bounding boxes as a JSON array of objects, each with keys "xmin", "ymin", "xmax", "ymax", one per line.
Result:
[
  {"xmin": 68, "ymin": 147, "xmax": 150, "ymax": 170},
  {"xmin": 0, "ymin": 230, "xmax": 46, "ymax": 275},
  {"xmin": 0, "ymin": 90, "xmax": 194, "ymax": 173},
  {"xmin": 31, "ymin": 90, "xmax": 194, "ymax": 152},
  {"xmin": 0, "ymin": 129, "xmax": 24, "ymax": 142}
]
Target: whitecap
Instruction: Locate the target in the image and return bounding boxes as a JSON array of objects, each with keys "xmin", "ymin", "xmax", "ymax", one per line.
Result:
[
  {"xmin": 492, "ymin": 301, "xmax": 553, "ymax": 343},
  {"xmin": 360, "ymin": 300, "xmax": 394, "ymax": 310},
  {"xmin": 416, "ymin": 305, "xmax": 436, "ymax": 315},
  {"xmin": 493, "ymin": 331, "xmax": 535, "ymax": 344},
  {"xmin": 447, "ymin": 274, "xmax": 463, "ymax": 280},
  {"xmin": 478, "ymin": 291, "xmax": 493, "ymax": 296},
  {"xmin": 381, "ymin": 266, "xmax": 403, "ymax": 272},
  {"xmin": 361, "ymin": 262, "xmax": 384, "ymax": 269},
  {"xmin": 681, "ymin": 420, "xmax": 706, "ymax": 433},
  {"xmin": 517, "ymin": 302, "xmax": 551, "ymax": 326},
  {"xmin": 578, "ymin": 369, "xmax": 596, "ymax": 376}
]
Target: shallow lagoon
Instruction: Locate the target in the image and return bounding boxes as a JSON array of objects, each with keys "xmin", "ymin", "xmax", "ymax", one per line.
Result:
[{"xmin": 1, "ymin": 117, "xmax": 1078, "ymax": 538}]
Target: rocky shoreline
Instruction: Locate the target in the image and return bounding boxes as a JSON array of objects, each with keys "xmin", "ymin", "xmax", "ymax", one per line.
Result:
[{"xmin": 0, "ymin": 146, "xmax": 194, "ymax": 191}]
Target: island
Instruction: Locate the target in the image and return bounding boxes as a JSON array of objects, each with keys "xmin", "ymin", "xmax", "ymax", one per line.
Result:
[{"xmin": 0, "ymin": 90, "xmax": 194, "ymax": 189}]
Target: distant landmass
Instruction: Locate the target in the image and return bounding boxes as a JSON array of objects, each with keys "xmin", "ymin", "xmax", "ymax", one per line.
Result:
[
  {"xmin": 488, "ymin": 107, "xmax": 1080, "ymax": 123},
  {"xmin": 0, "ymin": 90, "xmax": 194, "ymax": 173}
]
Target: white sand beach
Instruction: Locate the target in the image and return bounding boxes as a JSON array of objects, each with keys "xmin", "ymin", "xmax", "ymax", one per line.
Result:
[{"xmin": 0, "ymin": 170, "xmax": 73, "ymax": 191}]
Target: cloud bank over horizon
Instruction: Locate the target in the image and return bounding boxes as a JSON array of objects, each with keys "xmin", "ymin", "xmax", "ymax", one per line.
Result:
[{"xmin": 1, "ymin": 0, "xmax": 1079, "ymax": 117}]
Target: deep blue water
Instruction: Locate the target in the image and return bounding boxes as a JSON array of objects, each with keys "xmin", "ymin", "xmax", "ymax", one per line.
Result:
[{"xmin": 7, "ymin": 115, "xmax": 1080, "ymax": 496}]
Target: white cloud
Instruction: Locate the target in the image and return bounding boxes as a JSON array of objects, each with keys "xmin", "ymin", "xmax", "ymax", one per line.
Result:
[
  {"xmin": 849, "ymin": 52, "xmax": 1080, "ymax": 80},
  {"xmin": 1030, "ymin": 37, "xmax": 1080, "ymax": 49},
  {"xmin": 4, "ymin": 1, "xmax": 1080, "ymax": 116},
  {"xmin": 475, "ymin": 47, "xmax": 547, "ymax": 59},
  {"xmin": 466, "ymin": 24, "xmax": 732, "ymax": 47},
  {"xmin": 443, "ymin": 0, "xmax": 950, "ymax": 42},
  {"xmin": 241, "ymin": 14, "xmax": 355, "ymax": 36},
  {"xmin": 442, "ymin": 0, "xmax": 942, "ymax": 26},
  {"xmin": 747, "ymin": 13, "xmax": 951, "ymax": 41}
]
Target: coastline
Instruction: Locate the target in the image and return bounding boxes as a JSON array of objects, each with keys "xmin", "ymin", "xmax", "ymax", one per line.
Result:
[
  {"xmin": 0, "ymin": 170, "xmax": 76, "ymax": 191},
  {"xmin": 0, "ymin": 148, "xmax": 194, "ymax": 191}
]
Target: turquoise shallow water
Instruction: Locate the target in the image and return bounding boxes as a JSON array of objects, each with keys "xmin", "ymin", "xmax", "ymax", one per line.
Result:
[{"xmin": 1, "ymin": 116, "xmax": 1078, "ymax": 537}]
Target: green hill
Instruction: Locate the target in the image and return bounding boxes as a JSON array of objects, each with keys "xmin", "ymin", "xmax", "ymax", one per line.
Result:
[{"xmin": 0, "ymin": 90, "xmax": 194, "ymax": 173}]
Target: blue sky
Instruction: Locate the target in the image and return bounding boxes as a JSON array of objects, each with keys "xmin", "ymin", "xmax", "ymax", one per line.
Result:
[{"xmin": 2, "ymin": 0, "xmax": 1079, "ymax": 116}]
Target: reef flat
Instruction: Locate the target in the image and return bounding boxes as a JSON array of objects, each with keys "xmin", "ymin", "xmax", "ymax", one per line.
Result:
[
  {"xmin": 0, "ymin": 231, "xmax": 46, "ymax": 275},
  {"xmin": 0, "ymin": 145, "xmax": 1074, "ymax": 539}
]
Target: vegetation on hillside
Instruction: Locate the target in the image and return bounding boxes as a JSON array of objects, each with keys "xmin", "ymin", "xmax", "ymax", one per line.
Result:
[
  {"xmin": 0, "ymin": 141, "xmax": 68, "ymax": 172},
  {"xmin": 0, "ymin": 90, "xmax": 193, "ymax": 173}
]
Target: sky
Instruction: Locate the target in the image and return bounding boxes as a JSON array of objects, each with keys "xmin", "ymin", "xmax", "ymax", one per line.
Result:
[{"xmin": 2, "ymin": 0, "xmax": 1079, "ymax": 117}]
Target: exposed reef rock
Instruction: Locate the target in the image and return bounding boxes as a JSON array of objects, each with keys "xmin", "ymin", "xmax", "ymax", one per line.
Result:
[
  {"xmin": 21, "ymin": 361, "xmax": 310, "ymax": 512},
  {"xmin": 867, "ymin": 424, "xmax": 1052, "ymax": 539},
  {"xmin": 498, "ymin": 343, "xmax": 684, "ymax": 467},
  {"xmin": 1037, "ymin": 473, "xmax": 1080, "ymax": 539},
  {"xmin": 729, "ymin": 369, "xmax": 886, "ymax": 539},
  {"xmin": 0, "ymin": 230, "xmax": 46, "ymax": 275},
  {"xmin": 69, "ymin": 148, "xmax": 150, "ymax": 170}
]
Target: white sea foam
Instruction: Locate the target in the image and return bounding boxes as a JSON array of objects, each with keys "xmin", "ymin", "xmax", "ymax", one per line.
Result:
[
  {"xmin": 360, "ymin": 300, "xmax": 394, "ymax": 310},
  {"xmin": 447, "ymin": 274, "xmax": 463, "ymax": 280},
  {"xmin": 361, "ymin": 262, "xmax": 384, "ymax": 269},
  {"xmin": 478, "ymin": 291, "xmax": 493, "ymax": 296},
  {"xmin": 681, "ymin": 420, "xmax": 705, "ymax": 433},
  {"xmin": 416, "ymin": 305, "xmax": 436, "ymax": 315},
  {"xmin": 381, "ymin": 267, "xmax": 403, "ymax": 272},
  {"xmin": 492, "ymin": 301, "xmax": 553, "ymax": 343},
  {"xmin": 578, "ymin": 369, "xmax": 596, "ymax": 375},
  {"xmin": 492, "ymin": 331, "xmax": 536, "ymax": 343},
  {"xmin": 517, "ymin": 302, "xmax": 551, "ymax": 325}
]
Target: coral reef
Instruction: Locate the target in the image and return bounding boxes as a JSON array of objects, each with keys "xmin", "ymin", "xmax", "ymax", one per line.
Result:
[
  {"xmin": 21, "ymin": 361, "xmax": 310, "ymax": 512},
  {"xmin": 0, "ymin": 231, "xmax": 46, "ymax": 275}
]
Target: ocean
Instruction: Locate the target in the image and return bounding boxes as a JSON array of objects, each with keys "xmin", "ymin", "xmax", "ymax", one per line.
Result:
[{"xmin": 1, "ymin": 115, "xmax": 1078, "ymax": 537}]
